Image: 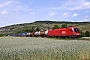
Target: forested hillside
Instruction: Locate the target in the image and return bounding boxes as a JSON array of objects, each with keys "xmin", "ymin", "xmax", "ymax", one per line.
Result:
[{"xmin": 0, "ymin": 21, "xmax": 90, "ymax": 36}]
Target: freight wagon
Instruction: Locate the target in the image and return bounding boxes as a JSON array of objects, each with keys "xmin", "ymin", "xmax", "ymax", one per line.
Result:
[
  {"xmin": 18, "ymin": 32, "xmax": 27, "ymax": 37},
  {"xmin": 26, "ymin": 32, "xmax": 34, "ymax": 37},
  {"xmin": 26, "ymin": 30, "xmax": 48, "ymax": 37}
]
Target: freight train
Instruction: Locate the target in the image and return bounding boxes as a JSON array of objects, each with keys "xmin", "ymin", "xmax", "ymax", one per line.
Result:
[
  {"xmin": 9, "ymin": 26, "xmax": 81, "ymax": 38},
  {"xmin": 26, "ymin": 26, "xmax": 81, "ymax": 38}
]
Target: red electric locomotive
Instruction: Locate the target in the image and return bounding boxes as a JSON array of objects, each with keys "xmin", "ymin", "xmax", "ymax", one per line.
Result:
[{"xmin": 47, "ymin": 26, "xmax": 81, "ymax": 38}]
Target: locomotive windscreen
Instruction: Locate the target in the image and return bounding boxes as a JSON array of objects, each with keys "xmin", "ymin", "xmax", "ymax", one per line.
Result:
[{"xmin": 74, "ymin": 28, "xmax": 80, "ymax": 33}]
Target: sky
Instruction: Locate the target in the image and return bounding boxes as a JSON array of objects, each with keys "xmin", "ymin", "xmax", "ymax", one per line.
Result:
[{"xmin": 0, "ymin": 0, "xmax": 90, "ymax": 27}]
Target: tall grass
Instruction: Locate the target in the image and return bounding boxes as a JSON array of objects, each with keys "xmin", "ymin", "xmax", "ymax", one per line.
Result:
[{"xmin": 0, "ymin": 37, "xmax": 90, "ymax": 60}]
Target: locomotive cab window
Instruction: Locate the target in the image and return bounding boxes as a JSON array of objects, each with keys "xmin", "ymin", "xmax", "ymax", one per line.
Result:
[
  {"xmin": 70, "ymin": 29, "xmax": 73, "ymax": 32},
  {"xmin": 74, "ymin": 28, "xmax": 80, "ymax": 33}
]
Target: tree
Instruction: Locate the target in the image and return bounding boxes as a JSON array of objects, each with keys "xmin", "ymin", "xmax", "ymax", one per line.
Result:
[
  {"xmin": 85, "ymin": 31, "xmax": 90, "ymax": 37},
  {"xmin": 80, "ymin": 30, "xmax": 85, "ymax": 37},
  {"xmin": 61, "ymin": 24, "xmax": 67, "ymax": 28},
  {"xmin": 35, "ymin": 27, "xmax": 40, "ymax": 31},
  {"xmin": 16, "ymin": 30, "xmax": 21, "ymax": 34},
  {"xmin": 52, "ymin": 24, "xmax": 60, "ymax": 29},
  {"xmin": 0, "ymin": 34, "xmax": 4, "ymax": 37},
  {"xmin": 15, "ymin": 28, "xmax": 32, "ymax": 34}
]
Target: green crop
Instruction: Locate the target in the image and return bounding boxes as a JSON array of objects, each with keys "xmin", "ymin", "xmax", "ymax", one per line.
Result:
[{"xmin": 0, "ymin": 37, "xmax": 90, "ymax": 60}]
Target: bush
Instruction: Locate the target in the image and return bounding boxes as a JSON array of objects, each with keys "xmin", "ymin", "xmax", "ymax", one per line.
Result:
[
  {"xmin": 52, "ymin": 24, "xmax": 60, "ymax": 29},
  {"xmin": 61, "ymin": 24, "xmax": 67, "ymax": 28},
  {"xmin": 85, "ymin": 31, "xmax": 90, "ymax": 37},
  {"xmin": 0, "ymin": 34, "xmax": 4, "ymax": 37},
  {"xmin": 80, "ymin": 30, "xmax": 85, "ymax": 37}
]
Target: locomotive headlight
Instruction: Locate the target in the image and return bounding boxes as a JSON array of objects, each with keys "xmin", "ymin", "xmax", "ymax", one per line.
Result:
[
  {"xmin": 76, "ymin": 33, "xmax": 80, "ymax": 35},
  {"xmin": 74, "ymin": 33, "xmax": 80, "ymax": 35}
]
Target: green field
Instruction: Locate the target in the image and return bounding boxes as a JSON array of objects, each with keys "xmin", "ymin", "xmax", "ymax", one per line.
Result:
[{"xmin": 0, "ymin": 37, "xmax": 90, "ymax": 60}]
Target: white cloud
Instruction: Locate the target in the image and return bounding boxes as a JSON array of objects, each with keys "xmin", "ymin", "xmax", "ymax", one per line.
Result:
[
  {"xmin": 63, "ymin": 0, "xmax": 90, "ymax": 10},
  {"xmin": 50, "ymin": 12, "xmax": 55, "ymax": 16},
  {"xmin": 83, "ymin": 2, "xmax": 90, "ymax": 8},
  {"xmin": 84, "ymin": 16, "xmax": 89, "ymax": 19},
  {"xmin": 73, "ymin": 13, "xmax": 78, "ymax": 17},
  {"xmin": 39, "ymin": 0, "xmax": 90, "ymax": 11},
  {"xmin": 14, "ymin": 2, "xmax": 22, "ymax": 4},
  {"xmin": 83, "ymin": 19, "xmax": 89, "ymax": 22},
  {"xmin": 30, "ymin": 12, "xmax": 36, "ymax": 14},
  {"xmin": 83, "ymin": 16, "xmax": 89, "ymax": 22},
  {"xmin": 10, "ymin": 4, "xmax": 13, "ymax": 7},
  {"xmin": 63, "ymin": 12, "xmax": 69, "ymax": 16},
  {"xmin": 0, "ymin": 1, "xmax": 13, "ymax": 8},
  {"xmin": 68, "ymin": 6, "xmax": 82, "ymax": 10},
  {"xmin": 1, "ymin": 10, "xmax": 8, "ymax": 14}
]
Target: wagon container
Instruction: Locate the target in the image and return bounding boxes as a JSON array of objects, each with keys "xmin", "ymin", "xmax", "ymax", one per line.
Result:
[
  {"xmin": 34, "ymin": 31, "xmax": 40, "ymax": 37},
  {"xmin": 45, "ymin": 30, "xmax": 48, "ymax": 36},
  {"xmin": 26, "ymin": 32, "xmax": 31, "ymax": 37},
  {"xmin": 40, "ymin": 31, "xmax": 45, "ymax": 37},
  {"xmin": 19, "ymin": 32, "xmax": 27, "ymax": 37}
]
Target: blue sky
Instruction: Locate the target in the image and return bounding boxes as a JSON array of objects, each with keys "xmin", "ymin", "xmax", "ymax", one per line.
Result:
[{"xmin": 0, "ymin": 0, "xmax": 90, "ymax": 27}]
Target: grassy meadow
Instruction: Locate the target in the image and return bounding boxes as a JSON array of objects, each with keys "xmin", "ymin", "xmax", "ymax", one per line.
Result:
[{"xmin": 0, "ymin": 37, "xmax": 90, "ymax": 60}]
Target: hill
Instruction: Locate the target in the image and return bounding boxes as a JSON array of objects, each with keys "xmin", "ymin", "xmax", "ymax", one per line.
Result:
[{"xmin": 0, "ymin": 21, "xmax": 90, "ymax": 35}]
